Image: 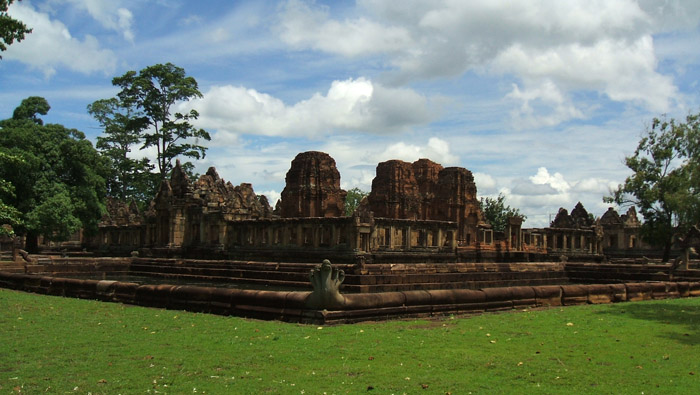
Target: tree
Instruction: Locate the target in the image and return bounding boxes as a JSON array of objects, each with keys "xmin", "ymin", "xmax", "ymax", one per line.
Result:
[
  {"xmin": 0, "ymin": 97, "xmax": 107, "ymax": 251},
  {"xmin": 479, "ymin": 193, "xmax": 526, "ymax": 232},
  {"xmin": 605, "ymin": 113, "xmax": 700, "ymax": 261},
  {"xmin": 0, "ymin": 151, "xmax": 22, "ymax": 236},
  {"xmin": 0, "ymin": 0, "xmax": 32, "ymax": 59},
  {"xmin": 88, "ymin": 98, "xmax": 157, "ymax": 205},
  {"xmin": 344, "ymin": 187, "xmax": 368, "ymax": 216},
  {"xmin": 111, "ymin": 63, "xmax": 211, "ymax": 180}
]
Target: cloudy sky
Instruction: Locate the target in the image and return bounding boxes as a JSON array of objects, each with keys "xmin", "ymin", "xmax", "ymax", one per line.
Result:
[{"xmin": 2, "ymin": 0, "xmax": 699, "ymax": 227}]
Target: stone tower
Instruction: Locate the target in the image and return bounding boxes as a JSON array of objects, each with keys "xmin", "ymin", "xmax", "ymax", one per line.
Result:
[
  {"xmin": 367, "ymin": 158, "xmax": 485, "ymax": 241},
  {"xmin": 278, "ymin": 151, "xmax": 347, "ymax": 218}
]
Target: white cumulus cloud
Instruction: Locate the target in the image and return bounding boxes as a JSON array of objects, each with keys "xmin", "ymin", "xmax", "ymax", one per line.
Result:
[
  {"xmin": 50, "ymin": 0, "xmax": 135, "ymax": 41},
  {"xmin": 375, "ymin": 137, "xmax": 458, "ymax": 165},
  {"xmin": 278, "ymin": 0, "xmax": 691, "ymax": 125},
  {"xmin": 187, "ymin": 77, "xmax": 433, "ymax": 138},
  {"xmin": 5, "ymin": 3, "xmax": 117, "ymax": 77}
]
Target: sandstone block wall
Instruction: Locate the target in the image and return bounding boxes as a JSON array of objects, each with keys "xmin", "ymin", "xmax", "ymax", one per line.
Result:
[{"xmin": 2, "ymin": 270, "xmax": 699, "ymax": 325}]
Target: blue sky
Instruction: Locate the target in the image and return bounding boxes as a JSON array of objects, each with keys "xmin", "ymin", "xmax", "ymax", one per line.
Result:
[{"xmin": 2, "ymin": 0, "xmax": 700, "ymax": 227}]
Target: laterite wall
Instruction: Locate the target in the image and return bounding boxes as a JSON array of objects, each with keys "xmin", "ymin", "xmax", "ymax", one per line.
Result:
[{"xmin": 1, "ymin": 271, "xmax": 699, "ymax": 324}]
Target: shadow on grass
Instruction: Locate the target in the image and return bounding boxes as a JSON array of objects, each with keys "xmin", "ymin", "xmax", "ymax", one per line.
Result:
[{"xmin": 599, "ymin": 299, "xmax": 700, "ymax": 346}]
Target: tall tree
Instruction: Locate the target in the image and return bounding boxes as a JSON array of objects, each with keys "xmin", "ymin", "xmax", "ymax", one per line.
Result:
[
  {"xmin": 112, "ymin": 63, "xmax": 211, "ymax": 180},
  {"xmin": 344, "ymin": 187, "xmax": 368, "ymax": 216},
  {"xmin": 0, "ymin": 97, "xmax": 107, "ymax": 251},
  {"xmin": 479, "ymin": 193, "xmax": 526, "ymax": 232},
  {"xmin": 88, "ymin": 98, "xmax": 156, "ymax": 204},
  {"xmin": 0, "ymin": 0, "xmax": 32, "ymax": 58},
  {"xmin": 0, "ymin": 151, "xmax": 22, "ymax": 236},
  {"xmin": 605, "ymin": 113, "xmax": 700, "ymax": 261}
]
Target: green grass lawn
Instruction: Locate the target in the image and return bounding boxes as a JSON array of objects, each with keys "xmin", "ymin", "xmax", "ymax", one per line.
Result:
[{"xmin": 1, "ymin": 289, "xmax": 699, "ymax": 394}]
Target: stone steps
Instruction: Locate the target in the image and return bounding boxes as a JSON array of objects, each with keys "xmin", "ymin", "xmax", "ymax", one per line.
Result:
[
  {"xmin": 126, "ymin": 258, "xmax": 569, "ymax": 292},
  {"xmin": 0, "ymin": 261, "xmax": 25, "ymax": 273},
  {"xmin": 564, "ymin": 262, "xmax": 676, "ymax": 284}
]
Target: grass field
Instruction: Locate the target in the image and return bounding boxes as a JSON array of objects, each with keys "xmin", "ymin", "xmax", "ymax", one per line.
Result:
[{"xmin": 1, "ymin": 289, "xmax": 699, "ymax": 394}]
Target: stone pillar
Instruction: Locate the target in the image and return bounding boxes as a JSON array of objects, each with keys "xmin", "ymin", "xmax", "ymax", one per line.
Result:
[
  {"xmin": 266, "ymin": 227, "xmax": 273, "ymax": 246},
  {"xmin": 220, "ymin": 224, "xmax": 227, "ymax": 247},
  {"xmin": 313, "ymin": 225, "xmax": 321, "ymax": 248},
  {"xmin": 330, "ymin": 225, "xmax": 337, "ymax": 247},
  {"xmin": 12, "ymin": 237, "xmax": 19, "ymax": 262},
  {"xmin": 296, "ymin": 224, "xmax": 303, "ymax": 246}
]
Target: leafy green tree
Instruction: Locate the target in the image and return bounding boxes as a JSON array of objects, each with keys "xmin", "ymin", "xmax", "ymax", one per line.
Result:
[
  {"xmin": 0, "ymin": 97, "xmax": 107, "ymax": 251},
  {"xmin": 479, "ymin": 193, "xmax": 526, "ymax": 232},
  {"xmin": 0, "ymin": 0, "xmax": 32, "ymax": 59},
  {"xmin": 605, "ymin": 113, "xmax": 700, "ymax": 261},
  {"xmin": 12, "ymin": 95, "xmax": 49, "ymax": 124},
  {"xmin": 111, "ymin": 62, "xmax": 211, "ymax": 180},
  {"xmin": 0, "ymin": 151, "xmax": 22, "ymax": 236},
  {"xmin": 344, "ymin": 187, "xmax": 368, "ymax": 216},
  {"xmin": 88, "ymin": 98, "xmax": 157, "ymax": 205}
]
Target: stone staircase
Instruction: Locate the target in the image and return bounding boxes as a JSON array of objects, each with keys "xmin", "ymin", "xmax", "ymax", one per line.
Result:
[
  {"xmin": 15, "ymin": 257, "xmax": 699, "ymax": 294},
  {"xmin": 565, "ymin": 262, "xmax": 672, "ymax": 283},
  {"xmin": 345, "ymin": 262, "xmax": 569, "ymax": 292},
  {"xmin": 128, "ymin": 258, "xmax": 319, "ymax": 290},
  {"xmin": 127, "ymin": 259, "xmax": 570, "ymax": 293},
  {"xmin": 565, "ymin": 261, "xmax": 700, "ymax": 284},
  {"xmin": 0, "ymin": 259, "xmax": 25, "ymax": 273}
]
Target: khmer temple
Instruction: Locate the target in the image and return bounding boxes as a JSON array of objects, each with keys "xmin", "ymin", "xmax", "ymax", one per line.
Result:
[
  {"xmin": 4, "ymin": 150, "xmax": 698, "ymax": 325},
  {"xmin": 87, "ymin": 151, "xmax": 655, "ymax": 263}
]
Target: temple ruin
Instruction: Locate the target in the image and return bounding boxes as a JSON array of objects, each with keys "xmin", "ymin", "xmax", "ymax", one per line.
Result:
[
  {"xmin": 3, "ymin": 151, "xmax": 698, "ymax": 324},
  {"xmin": 87, "ymin": 151, "xmax": 655, "ymax": 263}
]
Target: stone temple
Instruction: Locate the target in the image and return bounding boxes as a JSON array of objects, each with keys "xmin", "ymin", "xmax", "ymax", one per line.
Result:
[
  {"xmin": 4, "ymin": 150, "xmax": 699, "ymax": 325},
  {"xmin": 88, "ymin": 151, "xmax": 654, "ymax": 263}
]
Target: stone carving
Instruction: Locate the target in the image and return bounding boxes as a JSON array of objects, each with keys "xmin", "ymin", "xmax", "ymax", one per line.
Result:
[
  {"xmin": 674, "ymin": 226, "xmax": 700, "ymax": 271},
  {"xmin": 620, "ymin": 207, "xmax": 641, "ymax": 228},
  {"xmin": 278, "ymin": 151, "xmax": 347, "ymax": 218},
  {"xmin": 599, "ymin": 207, "xmax": 622, "ymax": 225},
  {"xmin": 570, "ymin": 202, "xmax": 593, "ymax": 228},
  {"xmin": 192, "ymin": 167, "xmax": 272, "ymax": 220},
  {"xmin": 551, "ymin": 208, "xmax": 575, "ymax": 228},
  {"xmin": 18, "ymin": 249, "xmax": 32, "ymax": 263},
  {"xmin": 306, "ymin": 259, "xmax": 346, "ymax": 309},
  {"xmin": 102, "ymin": 198, "xmax": 142, "ymax": 226}
]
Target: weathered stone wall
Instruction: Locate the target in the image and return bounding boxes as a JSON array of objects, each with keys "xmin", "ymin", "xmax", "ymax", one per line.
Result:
[{"xmin": 2, "ymin": 269, "xmax": 699, "ymax": 325}]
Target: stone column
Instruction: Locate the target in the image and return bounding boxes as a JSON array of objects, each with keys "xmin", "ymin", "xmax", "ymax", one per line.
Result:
[
  {"xmin": 313, "ymin": 225, "xmax": 321, "ymax": 248},
  {"xmin": 283, "ymin": 226, "xmax": 291, "ymax": 246},
  {"xmin": 330, "ymin": 225, "xmax": 337, "ymax": 247},
  {"xmin": 296, "ymin": 224, "xmax": 303, "ymax": 246}
]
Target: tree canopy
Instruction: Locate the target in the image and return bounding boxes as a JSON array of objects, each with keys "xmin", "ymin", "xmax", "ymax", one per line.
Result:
[
  {"xmin": 605, "ymin": 112, "xmax": 700, "ymax": 261},
  {"xmin": 0, "ymin": 0, "xmax": 32, "ymax": 58},
  {"xmin": 344, "ymin": 187, "xmax": 368, "ymax": 216},
  {"xmin": 0, "ymin": 151, "xmax": 22, "ymax": 236},
  {"xmin": 88, "ymin": 98, "xmax": 156, "ymax": 204},
  {"xmin": 479, "ymin": 193, "xmax": 526, "ymax": 232},
  {"xmin": 110, "ymin": 62, "xmax": 211, "ymax": 180},
  {"xmin": 0, "ymin": 97, "xmax": 107, "ymax": 249}
]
